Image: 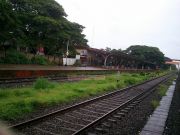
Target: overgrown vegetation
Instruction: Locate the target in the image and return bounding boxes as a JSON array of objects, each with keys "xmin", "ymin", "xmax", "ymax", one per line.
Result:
[
  {"xmin": 31, "ymin": 55, "xmax": 49, "ymax": 65},
  {"xmin": 151, "ymin": 100, "xmax": 160, "ymax": 109},
  {"xmin": 0, "ymin": 72, "xmax": 168, "ymax": 120},
  {"xmin": 0, "ymin": 49, "xmax": 51, "ymax": 65},
  {"xmin": 0, "ymin": 50, "xmax": 30, "ymax": 64},
  {"xmin": 151, "ymin": 76, "xmax": 175, "ymax": 109},
  {"xmin": 33, "ymin": 78, "xmax": 56, "ymax": 90},
  {"xmin": 158, "ymin": 84, "xmax": 168, "ymax": 97}
]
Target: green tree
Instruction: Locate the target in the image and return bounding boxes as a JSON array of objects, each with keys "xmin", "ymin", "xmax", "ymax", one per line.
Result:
[
  {"xmin": 124, "ymin": 45, "xmax": 165, "ymax": 66},
  {"xmin": 1, "ymin": 0, "xmax": 88, "ymax": 59}
]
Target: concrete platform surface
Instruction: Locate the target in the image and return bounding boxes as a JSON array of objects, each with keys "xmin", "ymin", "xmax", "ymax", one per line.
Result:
[
  {"xmin": 140, "ymin": 82, "xmax": 176, "ymax": 135},
  {"xmin": 0, "ymin": 64, "xmax": 107, "ymax": 71}
]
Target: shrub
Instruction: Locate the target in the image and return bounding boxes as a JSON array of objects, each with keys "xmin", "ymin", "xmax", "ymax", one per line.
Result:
[
  {"xmin": 116, "ymin": 81, "xmax": 125, "ymax": 89},
  {"xmin": 124, "ymin": 78, "xmax": 137, "ymax": 85},
  {"xmin": 33, "ymin": 78, "xmax": 56, "ymax": 90},
  {"xmin": 158, "ymin": 84, "xmax": 168, "ymax": 96},
  {"xmin": 31, "ymin": 55, "xmax": 48, "ymax": 65},
  {"xmin": 132, "ymin": 74, "xmax": 138, "ymax": 77},
  {"xmin": 140, "ymin": 72, "xmax": 146, "ymax": 76},
  {"xmin": 2, "ymin": 50, "xmax": 30, "ymax": 64},
  {"xmin": 116, "ymin": 83, "xmax": 122, "ymax": 89}
]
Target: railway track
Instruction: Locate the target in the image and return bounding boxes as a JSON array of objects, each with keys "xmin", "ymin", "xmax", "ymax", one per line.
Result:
[
  {"xmin": 0, "ymin": 75, "xmax": 105, "ymax": 88},
  {"xmin": 9, "ymin": 73, "xmax": 174, "ymax": 135}
]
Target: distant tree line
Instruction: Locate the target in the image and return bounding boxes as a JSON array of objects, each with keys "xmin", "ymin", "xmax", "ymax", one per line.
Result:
[
  {"xmin": 105, "ymin": 45, "xmax": 172, "ymax": 69},
  {"xmin": 0, "ymin": 0, "xmax": 88, "ymax": 64}
]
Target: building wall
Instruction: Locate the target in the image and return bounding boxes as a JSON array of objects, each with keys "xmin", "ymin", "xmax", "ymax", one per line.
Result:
[
  {"xmin": 76, "ymin": 49, "xmax": 88, "ymax": 56},
  {"xmin": 63, "ymin": 58, "xmax": 76, "ymax": 66}
]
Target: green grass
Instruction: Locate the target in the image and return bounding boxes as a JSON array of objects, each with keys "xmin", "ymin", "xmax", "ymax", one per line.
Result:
[
  {"xmin": 151, "ymin": 100, "xmax": 160, "ymax": 109},
  {"xmin": 151, "ymin": 75, "xmax": 175, "ymax": 110},
  {"xmin": 158, "ymin": 84, "xmax": 168, "ymax": 96},
  {"xmin": 33, "ymin": 78, "xmax": 57, "ymax": 90},
  {"xmin": 0, "ymin": 71, "xmax": 168, "ymax": 121}
]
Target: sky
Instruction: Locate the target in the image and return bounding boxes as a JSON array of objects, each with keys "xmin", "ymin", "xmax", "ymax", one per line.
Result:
[{"xmin": 56, "ymin": 0, "xmax": 180, "ymax": 59}]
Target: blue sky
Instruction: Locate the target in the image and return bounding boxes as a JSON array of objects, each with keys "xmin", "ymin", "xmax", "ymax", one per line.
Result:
[{"xmin": 57, "ymin": 0, "xmax": 180, "ymax": 60}]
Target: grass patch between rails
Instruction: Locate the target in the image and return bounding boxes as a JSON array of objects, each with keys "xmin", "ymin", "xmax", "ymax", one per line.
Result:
[{"xmin": 0, "ymin": 71, "xmax": 169, "ymax": 121}]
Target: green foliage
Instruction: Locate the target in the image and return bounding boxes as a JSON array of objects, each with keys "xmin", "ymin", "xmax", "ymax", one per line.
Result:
[
  {"xmin": 0, "ymin": 0, "xmax": 19, "ymax": 42},
  {"xmin": 158, "ymin": 84, "xmax": 168, "ymax": 96},
  {"xmin": 124, "ymin": 78, "xmax": 137, "ymax": 85},
  {"xmin": 0, "ymin": 50, "xmax": 30, "ymax": 64},
  {"xmin": 0, "ymin": 0, "xmax": 88, "ymax": 63},
  {"xmin": 116, "ymin": 82, "xmax": 125, "ymax": 89},
  {"xmin": 151, "ymin": 100, "xmax": 159, "ymax": 109},
  {"xmin": 31, "ymin": 55, "xmax": 48, "ymax": 65},
  {"xmin": 125, "ymin": 45, "xmax": 165, "ymax": 67},
  {"xmin": 33, "ymin": 78, "xmax": 56, "ymax": 90},
  {"xmin": 139, "ymin": 72, "xmax": 146, "ymax": 76}
]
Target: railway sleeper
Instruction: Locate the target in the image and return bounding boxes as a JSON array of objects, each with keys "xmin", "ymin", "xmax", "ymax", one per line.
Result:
[
  {"xmin": 116, "ymin": 112, "xmax": 125, "ymax": 117},
  {"xmin": 32, "ymin": 127, "xmax": 60, "ymax": 135},
  {"xmin": 50, "ymin": 117, "xmax": 84, "ymax": 130},
  {"xmin": 100, "ymin": 101, "xmax": 121, "ymax": 107},
  {"xmin": 79, "ymin": 108, "xmax": 104, "ymax": 117},
  {"xmin": 101, "ymin": 122, "xmax": 111, "ymax": 128},
  {"xmin": 95, "ymin": 102, "xmax": 119, "ymax": 108},
  {"xmin": 84, "ymin": 106, "xmax": 109, "ymax": 114},
  {"xmin": 94, "ymin": 127, "xmax": 109, "ymax": 134},
  {"xmin": 120, "ymin": 109, "xmax": 129, "ymax": 114},
  {"xmin": 125, "ymin": 106, "xmax": 133, "ymax": 111},
  {"xmin": 88, "ymin": 104, "xmax": 115, "ymax": 110},
  {"xmin": 107, "ymin": 118, "xmax": 117, "ymax": 123},
  {"xmin": 87, "ymin": 132, "xmax": 98, "ymax": 135},
  {"xmin": 56, "ymin": 115, "xmax": 91, "ymax": 125},
  {"xmin": 70, "ymin": 111, "xmax": 98, "ymax": 121},
  {"xmin": 34, "ymin": 122, "xmax": 76, "ymax": 135},
  {"xmin": 113, "ymin": 115, "xmax": 122, "ymax": 119},
  {"xmin": 128, "ymin": 104, "xmax": 136, "ymax": 108}
]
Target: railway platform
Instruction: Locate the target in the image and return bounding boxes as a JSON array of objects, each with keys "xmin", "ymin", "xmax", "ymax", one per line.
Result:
[
  {"xmin": 0, "ymin": 64, "xmax": 107, "ymax": 71},
  {"xmin": 0, "ymin": 64, "xmax": 151, "ymax": 78},
  {"xmin": 0, "ymin": 64, "xmax": 109, "ymax": 78},
  {"xmin": 140, "ymin": 81, "xmax": 176, "ymax": 135}
]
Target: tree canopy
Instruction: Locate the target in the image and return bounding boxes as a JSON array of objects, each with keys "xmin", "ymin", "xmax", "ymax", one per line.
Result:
[
  {"xmin": 124, "ymin": 45, "xmax": 165, "ymax": 66},
  {"xmin": 0, "ymin": 0, "xmax": 88, "ymax": 57}
]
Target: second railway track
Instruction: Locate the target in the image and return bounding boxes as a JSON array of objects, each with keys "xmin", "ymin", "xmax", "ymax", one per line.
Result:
[
  {"xmin": 0, "ymin": 75, "xmax": 105, "ymax": 88},
  {"xmin": 9, "ymin": 73, "xmax": 175, "ymax": 135}
]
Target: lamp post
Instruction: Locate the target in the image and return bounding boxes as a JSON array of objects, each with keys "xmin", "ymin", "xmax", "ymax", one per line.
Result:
[
  {"xmin": 104, "ymin": 54, "xmax": 111, "ymax": 67},
  {"xmin": 65, "ymin": 40, "xmax": 69, "ymax": 66}
]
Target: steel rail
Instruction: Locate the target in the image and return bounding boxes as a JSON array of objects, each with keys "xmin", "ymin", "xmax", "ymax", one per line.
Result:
[{"xmin": 0, "ymin": 75, "xmax": 104, "ymax": 86}]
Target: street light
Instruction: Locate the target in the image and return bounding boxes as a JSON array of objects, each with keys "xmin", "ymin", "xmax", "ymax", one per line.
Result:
[{"xmin": 65, "ymin": 40, "xmax": 69, "ymax": 66}]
